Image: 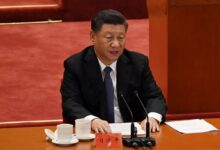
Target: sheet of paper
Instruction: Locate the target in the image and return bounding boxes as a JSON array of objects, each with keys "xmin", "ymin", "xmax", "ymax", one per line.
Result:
[
  {"xmin": 165, "ymin": 119, "xmax": 218, "ymax": 134},
  {"xmin": 109, "ymin": 122, "xmax": 145, "ymax": 136}
]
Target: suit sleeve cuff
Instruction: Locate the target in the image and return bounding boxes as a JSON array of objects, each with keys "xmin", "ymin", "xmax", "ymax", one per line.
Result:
[{"xmin": 148, "ymin": 112, "xmax": 162, "ymax": 123}]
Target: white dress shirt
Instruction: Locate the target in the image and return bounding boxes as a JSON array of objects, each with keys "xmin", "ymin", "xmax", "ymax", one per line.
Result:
[{"xmin": 84, "ymin": 58, "xmax": 162, "ymax": 123}]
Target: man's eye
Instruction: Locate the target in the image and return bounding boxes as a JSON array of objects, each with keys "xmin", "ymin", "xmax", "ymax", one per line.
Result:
[
  {"xmin": 106, "ymin": 37, "xmax": 112, "ymax": 39},
  {"xmin": 118, "ymin": 37, "xmax": 124, "ymax": 40}
]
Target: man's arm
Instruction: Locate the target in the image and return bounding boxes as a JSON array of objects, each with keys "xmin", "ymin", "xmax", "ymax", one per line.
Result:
[
  {"xmin": 61, "ymin": 60, "xmax": 91, "ymax": 123},
  {"xmin": 140, "ymin": 57, "xmax": 167, "ymax": 131},
  {"xmin": 61, "ymin": 60, "xmax": 112, "ymax": 133}
]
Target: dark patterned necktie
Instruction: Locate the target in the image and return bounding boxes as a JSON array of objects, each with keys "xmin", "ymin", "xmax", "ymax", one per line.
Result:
[{"xmin": 104, "ymin": 66, "xmax": 115, "ymax": 123}]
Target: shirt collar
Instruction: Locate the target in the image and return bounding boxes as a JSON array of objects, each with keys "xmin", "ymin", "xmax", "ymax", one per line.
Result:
[{"xmin": 97, "ymin": 57, "xmax": 117, "ymax": 73}]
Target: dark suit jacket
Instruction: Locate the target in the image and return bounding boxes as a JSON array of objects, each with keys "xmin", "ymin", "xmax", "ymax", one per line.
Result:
[{"xmin": 60, "ymin": 46, "xmax": 167, "ymax": 124}]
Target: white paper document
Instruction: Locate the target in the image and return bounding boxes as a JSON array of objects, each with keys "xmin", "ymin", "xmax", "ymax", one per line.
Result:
[
  {"xmin": 165, "ymin": 119, "xmax": 218, "ymax": 134},
  {"xmin": 109, "ymin": 122, "xmax": 145, "ymax": 136}
]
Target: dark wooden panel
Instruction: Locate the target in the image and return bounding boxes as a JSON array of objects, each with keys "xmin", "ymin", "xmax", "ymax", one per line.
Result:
[
  {"xmin": 168, "ymin": 4, "xmax": 220, "ymax": 113},
  {"xmin": 148, "ymin": 0, "xmax": 220, "ymax": 114},
  {"xmin": 62, "ymin": 0, "xmax": 148, "ymax": 21},
  {"xmin": 147, "ymin": 0, "xmax": 168, "ymax": 99}
]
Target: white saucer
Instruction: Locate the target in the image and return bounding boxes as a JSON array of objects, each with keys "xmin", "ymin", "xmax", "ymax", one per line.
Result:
[
  {"xmin": 76, "ymin": 134, "xmax": 95, "ymax": 141},
  {"xmin": 52, "ymin": 137, "xmax": 79, "ymax": 146}
]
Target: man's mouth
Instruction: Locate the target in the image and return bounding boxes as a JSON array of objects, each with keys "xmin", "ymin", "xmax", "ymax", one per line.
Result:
[{"xmin": 109, "ymin": 50, "xmax": 120, "ymax": 55}]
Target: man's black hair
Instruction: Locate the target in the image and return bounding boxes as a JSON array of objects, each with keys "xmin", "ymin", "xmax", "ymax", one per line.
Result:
[{"xmin": 91, "ymin": 9, "xmax": 128, "ymax": 32}]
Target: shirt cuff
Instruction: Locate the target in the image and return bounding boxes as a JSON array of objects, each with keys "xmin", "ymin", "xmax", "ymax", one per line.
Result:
[
  {"xmin": 148, "ymin": 112, "xmax": 162, "ymax": 123},
  {"xmin": 84, "ymin": 115, "xmax": 98, "ymax": 122}
]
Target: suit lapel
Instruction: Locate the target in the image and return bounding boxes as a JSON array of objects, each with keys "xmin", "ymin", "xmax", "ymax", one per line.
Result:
[
  {"xmin": 83, "ymin": 47, "xmax": 133, "ymax": 121},
  {"xmin": 117, "ymin": 52, "xmax": 132, "ymax": 96},
  {"xmin": 84, "ymin": 47, "xmax": 104, "ymax": 96},
  {"xmin": 83, "ymin": 47, "xmax": 107, "ymax": 119},
  {"xmin": 116, "ymin": 52, "xmax": 133, "ymax": 121},
  {"xmin": 84, "ymin": 47, "xmax": 132, "ymax": 96}
]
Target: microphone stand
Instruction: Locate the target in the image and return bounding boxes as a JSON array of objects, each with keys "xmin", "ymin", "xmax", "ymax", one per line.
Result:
[
  {"xmin": 134, "ymin": 91, "xmax": 156, "ymax": 148},
  {"xmin": 130, "ymin": 121, "xmax": 137, "ymax": 139},
  {"xmin": 120, "ymin": 93, "xmax": 149, "ymax": 148}
]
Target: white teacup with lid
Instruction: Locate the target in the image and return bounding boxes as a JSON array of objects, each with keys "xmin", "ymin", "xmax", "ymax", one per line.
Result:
[
  {"xmin": 56, "ymin": 123, "xmax": 73, "ymax": 142},
  {"xmin": 75, "ymin": 118, "xmax": 91, "ymax": 139}
]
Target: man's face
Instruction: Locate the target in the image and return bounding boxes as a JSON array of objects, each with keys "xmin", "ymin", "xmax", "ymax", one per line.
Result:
[{"xmin": 91, "ymin": 24, "xmax": 127, "ymax": 65}]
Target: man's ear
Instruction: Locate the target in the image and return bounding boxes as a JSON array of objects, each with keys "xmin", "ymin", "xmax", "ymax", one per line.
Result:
[{"xmin": 90, "ymin": 30, "xmax": 96, "ymax": 42}]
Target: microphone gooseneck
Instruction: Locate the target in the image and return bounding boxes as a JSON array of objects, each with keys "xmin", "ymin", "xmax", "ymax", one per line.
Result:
[
  {"xmin": 133, "ymin": 90, "xmax": 150, "ymax": 137},
  {"xmin": 119, "ymin": 92, "xmax": 154, "ymax": 149},
  {"xmin": 120, "ymin": 92, "xmax": 134, "ymax": 122},
  {"xmin": 133, "ymin": 90, "xmax": 148, "ymax": 115},
  {"xmin": 133, "ymin": 90, "xmax": 156, "ymax": 147},
  {"xmin": 120, "ymin": 92, "xmax": 137, "ymax": 139}
]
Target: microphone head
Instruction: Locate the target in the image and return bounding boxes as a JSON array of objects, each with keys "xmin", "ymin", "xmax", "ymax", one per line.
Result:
[
  {"xmin": 133, "ymin": 90, "xmax": 138, "ymax": 96},
  {"xmin": 119, "ymin": 91, "xmax": 124, "ymax": 97}
]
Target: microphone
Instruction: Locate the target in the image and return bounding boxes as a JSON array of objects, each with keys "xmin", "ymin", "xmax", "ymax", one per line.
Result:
[
  {"xmin": 120, "ymin": 92, "xmax": 147, "ymax": 148},
  {"xmin": 119, "ymin": 92, "xmax": 137, "ymax": 139},
  {"xmin": 133, "ymin": 90, "xmax": 156, "ymax": 147}
]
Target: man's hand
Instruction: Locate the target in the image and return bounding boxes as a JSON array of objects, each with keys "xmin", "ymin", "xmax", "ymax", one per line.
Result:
[
  {"xmin": 141, "ymin": 117, "xmax": 160, "ymax": 132},
  {"xmin": 91, "ymin": 118, "xmax": 112, "ymax": 133}
]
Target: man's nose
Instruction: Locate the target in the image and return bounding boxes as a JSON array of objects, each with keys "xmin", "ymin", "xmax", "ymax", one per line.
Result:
[{"xmin": 111, "ymin": 39, "xmax": 120, "ymax": 47}]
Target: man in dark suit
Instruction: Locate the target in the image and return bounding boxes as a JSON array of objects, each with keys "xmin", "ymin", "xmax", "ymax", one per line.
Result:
[{"xmin": 61, "ymin": 9, "xmax": 167, "ymax": 133}]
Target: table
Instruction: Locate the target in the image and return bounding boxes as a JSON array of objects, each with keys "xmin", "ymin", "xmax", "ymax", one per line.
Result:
[{"xmin": 0, "ymin": 118, "xmax": 220, "ymax": 150}]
